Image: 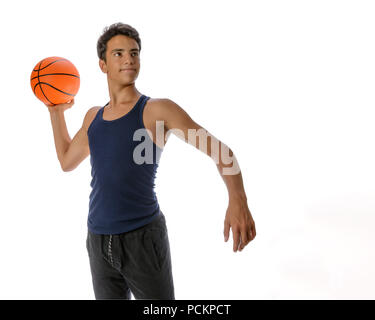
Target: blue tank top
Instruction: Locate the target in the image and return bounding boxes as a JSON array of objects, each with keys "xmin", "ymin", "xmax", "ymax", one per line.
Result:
[{"xmin": 87, "ymin": 94, "xmax": 163, "ymax": 235}]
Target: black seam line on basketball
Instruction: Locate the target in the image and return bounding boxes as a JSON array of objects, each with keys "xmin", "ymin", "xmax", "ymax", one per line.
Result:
[
  {"xmin": 36, "ymin": 61, "xmax": 55, "ymax": 105},
  {"xmin": 30, "ymin": 73, "xmax": 80, "ymax": 81},
  {"xmin": 33, "ymin": 59, "xmax": 68, "ymax": 72},
  {"xmin": 37, "ymin": 82, "xmax": 75, "ymax": 96},
  {"xmin": 36, "ymin": 63, "xmax": 52, "ymax": 104},
  {"xmin": 34, "ymin": 83, "xmax": 56, "ymax": 105},
  {"xmin": 34, "ymin": 61, "xmax": 42, "ymax": 94}
]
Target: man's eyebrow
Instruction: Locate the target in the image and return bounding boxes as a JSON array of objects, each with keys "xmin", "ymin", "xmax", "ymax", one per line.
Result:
[{"xmin": 110, "ymin": 48, "xmax": 139, "ymax": 53}]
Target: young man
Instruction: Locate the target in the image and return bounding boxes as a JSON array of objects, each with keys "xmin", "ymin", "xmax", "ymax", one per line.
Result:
[{"xmin": 47, "ymin": 22, "xmax": 256, "ymax": 300}]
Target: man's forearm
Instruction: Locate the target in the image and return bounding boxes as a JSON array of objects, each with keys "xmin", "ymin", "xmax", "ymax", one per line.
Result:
[
  {"xmin": 205, "ymin": 134, "xmax": 247, "ymax": 201},
  {"xmin": 49, "ymin": 110, "xmax": 71, "ymax": 167},
  {"xmin": 218, "ymin": 165, "xmax": 247, "ymax": 200},
  {"xmin": 216, "ymin": 147, "xmax": 247, "ymax": 202},
  {"xmin": 183, "ymin": 127, "xmax": 247, "ymax": 200}
]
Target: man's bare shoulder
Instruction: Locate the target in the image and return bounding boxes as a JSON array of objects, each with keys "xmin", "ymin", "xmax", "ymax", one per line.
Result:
[
  {"xmin": 148, "ymin": 97, "xmax": 177, "ymax": 105},
  {"xmin": 146, "ymin": 97, "xmax": 195, "ymax": 133},
  {"xmin": 82, "ymin": 106, "xmax": 102, "ymax": 132},
  {"xmin": 87, "ymin": 106, "xmax": 102, "ymax": 115},
  {"xmin": 147, "ymin": 97, "xmax": 180, "ymax": 116}
]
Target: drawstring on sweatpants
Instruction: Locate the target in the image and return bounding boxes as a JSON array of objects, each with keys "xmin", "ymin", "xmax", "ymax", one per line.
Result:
[{"xmin": 108, "ymin": 234, "xmax": 113, "ymax": 266}]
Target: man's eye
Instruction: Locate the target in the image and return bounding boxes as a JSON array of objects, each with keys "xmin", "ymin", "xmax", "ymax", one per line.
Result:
[{"xmin": 114, "ymin": 52, "xmax": 138, "ymax": 57}]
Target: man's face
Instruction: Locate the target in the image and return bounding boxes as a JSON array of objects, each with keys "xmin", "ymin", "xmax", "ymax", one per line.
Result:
[{"xmin": 99, "ymin": 34, "xmax": 140, "ymax": 84}]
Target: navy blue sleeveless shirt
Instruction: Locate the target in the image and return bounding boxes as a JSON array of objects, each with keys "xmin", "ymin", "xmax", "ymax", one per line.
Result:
[{"xmin": 87, "ymin": 94, "xmax": 163, "ymax": 235}]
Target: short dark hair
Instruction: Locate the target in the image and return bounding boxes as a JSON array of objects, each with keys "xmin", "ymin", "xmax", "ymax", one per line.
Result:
[{"xmin": 97, "ymin": 22, "xmax": 142, "ymax": 62}]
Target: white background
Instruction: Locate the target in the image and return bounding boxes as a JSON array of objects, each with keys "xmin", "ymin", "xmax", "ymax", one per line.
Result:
[{"xmin": 0, "ymin": 0, "xmax": 374, "ymax": 299}]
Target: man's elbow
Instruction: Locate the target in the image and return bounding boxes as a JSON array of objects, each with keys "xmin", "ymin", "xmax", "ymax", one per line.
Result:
[{"xmin": 60, "ymin": 161, "xmax": 75, "ymax": 172}]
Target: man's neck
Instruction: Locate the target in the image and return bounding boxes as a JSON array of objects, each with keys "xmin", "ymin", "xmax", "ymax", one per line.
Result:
[{"xmin": 107, "ymin": 82, "xmax": 141, "ymax": 109}]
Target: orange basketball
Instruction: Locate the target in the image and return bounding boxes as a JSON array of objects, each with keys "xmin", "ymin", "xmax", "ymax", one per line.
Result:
[{"xmin": 30, "ymin": 56, "xmax": 80, "ymax": 106}]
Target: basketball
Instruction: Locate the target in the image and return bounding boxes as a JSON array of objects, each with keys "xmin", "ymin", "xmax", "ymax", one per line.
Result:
[{"xmin": 30, "ymin": 56, "xmax": 80, "ymax": 106}]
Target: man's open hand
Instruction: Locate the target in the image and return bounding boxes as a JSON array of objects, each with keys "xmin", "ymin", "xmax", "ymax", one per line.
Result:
[
  {"xmin": 224, "ymin": 197, "xmax": 256, "ymax": 252},
  {"xmin": 46, "ymin": 98, "xmax": 75, "ymax": 114}
]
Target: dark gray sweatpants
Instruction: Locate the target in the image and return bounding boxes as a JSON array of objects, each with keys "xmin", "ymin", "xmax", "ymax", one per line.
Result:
[{"xmin": 86, "ymin": 211, "xmax": 175, "ymax": 300}]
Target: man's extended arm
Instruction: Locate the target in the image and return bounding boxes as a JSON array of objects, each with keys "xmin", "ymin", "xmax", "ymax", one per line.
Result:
[{"xmin": 157, "ymin": 98, "xmax": 256, "ymax": 252}]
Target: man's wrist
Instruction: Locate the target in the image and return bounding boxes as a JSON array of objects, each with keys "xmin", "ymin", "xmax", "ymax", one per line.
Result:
[
  {"xmin": 49, "ymin": 108, "xmax": 64, "ymax": 116},
  {"xmin": 228, "ymin": 191, "xmax": 247, "ymax": 204}
]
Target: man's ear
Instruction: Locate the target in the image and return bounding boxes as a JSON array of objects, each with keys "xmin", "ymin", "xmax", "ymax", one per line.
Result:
[{"xmin": 99, "ymin": 59, "xmax": 107, "ymax": 73}]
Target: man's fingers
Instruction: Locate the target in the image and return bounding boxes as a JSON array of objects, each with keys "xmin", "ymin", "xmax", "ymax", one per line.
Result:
[
  {"xmin": 224, "ymin": 220, "xmax": 230, "ymax": 242},
  {"xmin": 247, "ymin": 228, "xmax": 253, "ymax": 243},
  {"xmin": 251, "ymin": 221, "xmax": 256, "ymax": 240},
  {"xmin": 239, "ymin": 228, "xmax": 249, "ymax": 251},
  {"xmin": 232, "ymin": 227, "xmax": 240, "ymax": 252},
  {"xmin": 224, "ymin": 218, "xmax": 256, "ymax": 251}
]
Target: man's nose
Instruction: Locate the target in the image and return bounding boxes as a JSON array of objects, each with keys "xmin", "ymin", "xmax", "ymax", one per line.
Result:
[{"xmin": 122, "ymin": 53, "xmax": 134, "ymax": 64}]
